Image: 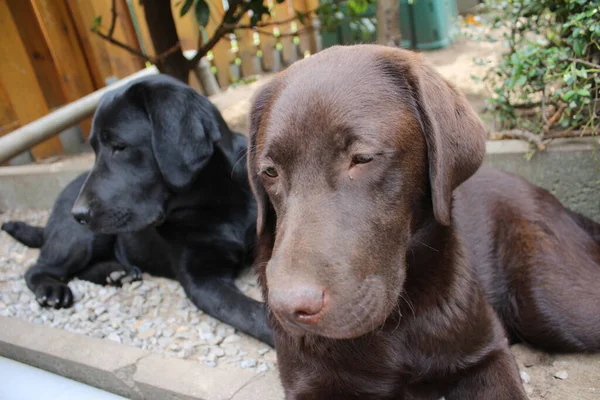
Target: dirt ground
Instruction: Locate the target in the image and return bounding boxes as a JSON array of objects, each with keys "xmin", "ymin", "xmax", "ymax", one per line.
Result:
[{"xmin": 512, "ymin": 344, "xmax": 599, "ymax": 399}]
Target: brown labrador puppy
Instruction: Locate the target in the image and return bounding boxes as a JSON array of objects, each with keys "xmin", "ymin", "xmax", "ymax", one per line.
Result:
[{"xmin": 247, "ymin": 44, "xmax": 600, "ymax": 399}]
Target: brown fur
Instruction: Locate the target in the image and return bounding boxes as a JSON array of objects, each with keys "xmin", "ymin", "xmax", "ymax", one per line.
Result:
[{"xmin": 247, "ymin": 44, "xmax": 600, "ymax": 399}]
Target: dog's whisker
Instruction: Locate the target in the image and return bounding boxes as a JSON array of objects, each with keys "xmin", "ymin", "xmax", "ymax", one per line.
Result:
[{"xmin": 400, "ymin": 292, "xmax": 416, "ymax": 318}]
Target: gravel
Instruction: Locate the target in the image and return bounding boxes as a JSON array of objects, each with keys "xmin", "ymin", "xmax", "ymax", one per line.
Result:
[
  {"xmin": 0, "ymin": 208, "xmax": 275, "ymax": 372},
  {"xmin": 553, "ymin": 370, "xmax": 569, "ymax": 380}
]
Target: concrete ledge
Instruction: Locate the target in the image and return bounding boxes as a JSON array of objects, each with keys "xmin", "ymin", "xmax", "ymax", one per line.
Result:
[
  {"xmin": 0, "ymin": 154, "xmax": 93, "ymax": 210},
  {"xmin": 0, "ymin": 316, "xmax": 284, "ymax": 400},
  {"xmin": 484, "ymin": 137, "xmax": 600, "ymax": 220}
]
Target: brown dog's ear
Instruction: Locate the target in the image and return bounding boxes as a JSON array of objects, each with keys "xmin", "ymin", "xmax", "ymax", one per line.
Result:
[
  {"xmin": 394, "ymin": 55, "xmax": 487, "ymax": 225},
  {"xmin": 247, "ymin": 81, "xmax": 280, "ymax": 238}
]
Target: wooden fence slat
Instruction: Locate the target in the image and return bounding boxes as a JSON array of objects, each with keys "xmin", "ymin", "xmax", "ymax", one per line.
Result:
[
  {"xmin": 258, "ymin": 0, "xmax": 277, "ymax": 72},
  {"xmin": 204, "ymin": 0, "xmax": 234, "ymax": 88},
  {"xmin": 236, "ymin": 12, "xmax": 260, "ymax": 78},
  {"xmin": 0, "ymin": 81, "xmax": 19, "ymax": 136},
  {"xmin": 66, "ymin": 0, "xmax": 145, "ymax": 89},
  {"xmin": 171, "ymin": 1, "xmax": 201, "ymax": 51},
  {"xmin": 273, "ymin": 1, "xmax": 296, "ymax": 64},
  {"xmin": 128, "ymin": 0, "xmax": 156, "ymax": 57},
  {"xmin": 31, "ymin": 0, "xmax": 96, "ymax": 138},
  {"xmin": 6, "ymin": 0, "xmax": 64, "ymax": 110},
  {"xmin": 0, "ymin": 0, "xmax": 63, "ymax": 160},
  {"xmin": 293, "ymin": 0, "xmax": 319, "ymax": 56}
]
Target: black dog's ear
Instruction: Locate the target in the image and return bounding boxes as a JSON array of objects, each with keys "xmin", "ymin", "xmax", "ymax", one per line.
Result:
[
  {"xmin": 131, "ymin": 75, "xmax": 222, "ymax": 191},
  {"xmin": 382, "ymin": 51, "xmax": 486, "ymax": 226}
]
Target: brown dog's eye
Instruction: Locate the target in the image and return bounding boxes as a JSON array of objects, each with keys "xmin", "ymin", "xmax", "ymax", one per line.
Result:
[
  {"xmin": 351, "ymin": 154, "xmax": 374, "ymax": 166},
  {"xmin": 263, "ymin": 167, "xmax": 279, "ymax": 178}
]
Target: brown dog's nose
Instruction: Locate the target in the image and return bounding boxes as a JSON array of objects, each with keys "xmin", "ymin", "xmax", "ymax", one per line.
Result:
[{"xmin": 269, "ymin": 286, "xmax": 325, "ymax": 325}]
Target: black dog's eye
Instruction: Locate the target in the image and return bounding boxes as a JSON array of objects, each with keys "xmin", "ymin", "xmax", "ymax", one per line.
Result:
[
  {"xmin": 351, "ymin": 154, "xmax": 374, "ymax": 166},
  {"xmin": 112, "ymin": 144, "xmax": 127, "ymax": 153},
  {"xmin": 263, "ymin": 167, "xmax": 278, "ymax": 178}
]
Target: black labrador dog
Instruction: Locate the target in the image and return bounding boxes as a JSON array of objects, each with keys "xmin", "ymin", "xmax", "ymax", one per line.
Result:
[{"xmin": 2, "ymin": 74, "xmax": 273, "ymax": 346}]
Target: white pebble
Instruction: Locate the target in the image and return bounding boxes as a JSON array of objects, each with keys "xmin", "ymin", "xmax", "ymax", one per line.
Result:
[
  {"xmin": 256, "ymin": 362, "xmax": 269, "ymax": 373},
  {"xmin": 107, "ymin": 333, "xmax": 121, "ymax": 343},
  {"xmin": 257, "ymin": 347, "xmax": 270, "ymax": 355},
  {"xmin": 519, "ymin": 370, "xmax": 530, "ymax": 384},
  {"xmin": 240, "ymin": 359, "xmax": 257, "ymax": 369},
  {"xmin": 206, "ymin": 336, "xmax": 223, "ymax": 345},
  {"xmin": 223, "ymin": 334, "xmax": 241, "ymax": 344},
  {"xmin": 137, "ymin": 328, "xmax": 156, "ymax": 340},
  {"xmin": 554, "ymin": 370, "xmax": 568, "ymax": 380}
]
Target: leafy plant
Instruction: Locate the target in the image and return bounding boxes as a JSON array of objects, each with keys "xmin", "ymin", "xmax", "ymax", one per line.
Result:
[{"xmin": 475, "ymin": 0, "xmax": 600, "ymax": 138}]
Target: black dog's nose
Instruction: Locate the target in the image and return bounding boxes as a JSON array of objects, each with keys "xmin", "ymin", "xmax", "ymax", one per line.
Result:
[{"xmin": 71, "ymin": 204, "xmax": 92, "ymax": 225}]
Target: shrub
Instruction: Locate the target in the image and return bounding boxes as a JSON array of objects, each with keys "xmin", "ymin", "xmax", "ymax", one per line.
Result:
[{"xmin": 475, "ymin": 0, "xmax": 600, "ymax": 137}]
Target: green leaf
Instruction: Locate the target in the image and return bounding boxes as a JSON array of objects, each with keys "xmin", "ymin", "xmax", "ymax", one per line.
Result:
[
  {"xmin": 572, "ymin": 39, "xmax": 585, "ymax": 56},
  {"xmin": 577, "ymin": 89, "xmax": 591, "ymax": 97},
  {"xmin": 250, "ymin": 5, "xmax": 268, "ymax": 26},
  {"xmin": 180, "ymin": 0, "xmax": 194, "ymax": 17},
  {"xmin": 563, "ymin": 90, "xmax": 576, "ymax": 101},
  {"xmin": 91, "ymin": 15, "xmax": 102, "ymax": 32},
  {"xmin": 295, "ymin": 10, "xmax": 305, "ymax": 25},
  {"xmin": 195, "ymin": 0, "xmax": 210, "ymax": 27}
]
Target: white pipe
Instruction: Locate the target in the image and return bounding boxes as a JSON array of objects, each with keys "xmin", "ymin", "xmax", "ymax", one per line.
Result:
[
  {"xmin": 0, "ymin": 356, "xmax": 127, "ymax": 400},
  {"xmin": 0, "ymin": 66, "xmax": 159, "ymax": 164}
]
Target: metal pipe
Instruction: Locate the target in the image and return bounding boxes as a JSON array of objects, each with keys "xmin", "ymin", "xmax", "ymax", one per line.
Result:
[{"xmin": 0, "ymin": 66, "xmax": 159, "ymax": 165}]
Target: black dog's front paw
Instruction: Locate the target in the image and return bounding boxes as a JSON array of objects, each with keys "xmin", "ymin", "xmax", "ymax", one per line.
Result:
[
  {"xmin": 106, "ymin": 266, "xmax": 142, "ymax": 286},
  {"xmin": 34, "ymin": 281, "xmax": 73, "ymax": 309}
]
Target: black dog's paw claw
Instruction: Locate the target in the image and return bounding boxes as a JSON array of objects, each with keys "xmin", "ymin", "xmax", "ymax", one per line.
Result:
[
  {"xmin": 106, "ymin": 266, "xmax": 143, "ymax": 286},
  {"xmin": 34, "ymin": 282, "xmax": 73, "ymax": 309},
  {"xmin": 107, "ymin": 270, "xmax": 127, "ymax": 284}
]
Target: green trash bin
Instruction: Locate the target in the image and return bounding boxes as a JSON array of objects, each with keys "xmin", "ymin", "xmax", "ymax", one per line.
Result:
[{"xmin": 399, "ymin": 0, "xmax": 458, "ymax": 50}]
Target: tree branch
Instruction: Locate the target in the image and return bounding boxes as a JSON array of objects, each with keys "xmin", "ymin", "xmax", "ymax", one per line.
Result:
[
  {"xmin": 93, "ymin": 1, "xmax": 181, "ymax": 65},
  {"xmin": 252, "ymin": 26, "xmax": 315, "ymax": 38},
  {"xmin": 189, "ymin": 0, "xmax": 248, "ymax": 67},
  {"xmin": 108, "ymin": 0, "xmax": 117, "ymax": 38},
  {"xmin": 490, "ymin": 129, "xmax": 547, "ymax": 150},
  {"xmin": 94, "ymin": 30, "xmax": 152, "ymax": 61},
  {"xmin": 227, "ymin": 0, "xmax": 349, "ymax": 30},
  {"xmin": 544, "ymin": 129, "xmax": 599, "ymax": 139},
  {"xmin": 568, "ymin": 58, "xmax": 600, "ymax": 70},
  {"xmin": 543, "ymin": 102, "xmax": 566, "ymax": 133}
]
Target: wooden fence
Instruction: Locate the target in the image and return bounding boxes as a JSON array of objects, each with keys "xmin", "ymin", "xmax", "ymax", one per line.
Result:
[{"xmin": 0, "ymin": 0, "xmax": 321, "ymax": 163}]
